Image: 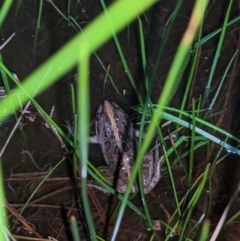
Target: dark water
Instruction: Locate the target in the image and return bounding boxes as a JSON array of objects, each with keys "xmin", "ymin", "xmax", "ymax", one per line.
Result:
[{"xmin": 1, "ymin": 0, "xmax": 240, "ymax": 240}]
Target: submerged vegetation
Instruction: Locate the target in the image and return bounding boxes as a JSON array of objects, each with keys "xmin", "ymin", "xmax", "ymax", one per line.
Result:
[{"xmin": 0, "ymin": 0, "xmax": 240, "ymax": 240}]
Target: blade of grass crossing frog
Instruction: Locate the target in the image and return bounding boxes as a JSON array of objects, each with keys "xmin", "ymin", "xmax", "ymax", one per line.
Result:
[
  {"xmin": 112, "ymin": 0, "xmax": 210, "ymax": 239},
  {"xmin": 137, "ymin": 17, "xmax": 155, "ymax": 229},
  {"xmin": 74, "ymin": 148, "xmax": 148, "ymax": 220}
]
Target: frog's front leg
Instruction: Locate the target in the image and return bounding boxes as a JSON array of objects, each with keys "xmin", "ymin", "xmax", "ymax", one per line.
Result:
[{"xmin": 88, "ymin": 135, "xmax": 99, "ymax": 143}]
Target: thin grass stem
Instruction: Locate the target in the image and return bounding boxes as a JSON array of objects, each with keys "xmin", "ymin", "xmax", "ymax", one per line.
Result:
[
  {"xmin": 33, "ymin": 0, "xmax": 43, "ymax": 63},
  {"xmin": 180, "ymin": 21, "xmax": 202, "ymax": 114},
  {"xmin": 202, "ymin": 0, "xmax": 233, "ymax": 107},
  {"xmin": 19, "ymin": 156, "xmax": 66, "ymax": 215},
  {"xmin": 70, "ymin": 216, "xmax": 80, "ymax": 241},
  {"xmin": 188, "ymin": 99, "xmax": 196, "ymax": 186},
  {"xmin": 78, "ymin": 44, "xmax": 96, "ymax": 240},
  {"xmin": 209, "ymin": 49, "xmax": 238, "ymax": 111},
  {"xmin": 0, "ymin": 162, "xmax": 8, "ymax": 241},
  {"xmin": 179, "ymin": 163, "xmax": 210, "ymax": 241}
]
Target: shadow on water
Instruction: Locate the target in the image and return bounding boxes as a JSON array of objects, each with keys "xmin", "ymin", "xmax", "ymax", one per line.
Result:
[{"xmin": 1, "ymin": 0, "xmax": 240, "ymax": 240}]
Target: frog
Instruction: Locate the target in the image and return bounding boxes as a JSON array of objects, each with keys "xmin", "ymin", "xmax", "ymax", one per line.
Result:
[{"xmin": 88, "ymin": 100, "xmax": 161, "ymax": 194}]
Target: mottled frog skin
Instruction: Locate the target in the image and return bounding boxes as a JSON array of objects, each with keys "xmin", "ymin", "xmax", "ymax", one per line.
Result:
[{"xmin": 91, "ymin": 100, "xmax": 161, "ymax": 194}]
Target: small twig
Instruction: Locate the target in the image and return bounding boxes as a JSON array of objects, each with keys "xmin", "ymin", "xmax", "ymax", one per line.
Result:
[
  {"xmin": 49, "ymin": 105, "xmax": 55, "ymax": 118},
  {"xmin": 0, "ymin": 101, "xmax": 31, "ymax": 157},
  {"xmin": 0, "ymin": 33, "xmax": 15, "ymax": 50},
  {"xmin": 87, "ymin": 188, "xmax": 106, "ymax": 224},
  {"xmin": 5, "ymin": 202, "xmax": 44, "ymax": 239},
  {"xmin": 6, "ymin": 174, "xmax": 74, "ymax": 181},
  {"xmin": 209, "ymin": 183, "xmax": 240, "ymax": 241},
  {"xmin": 7, "ymin": 186, "xmax": 74, "ymax": 217}
]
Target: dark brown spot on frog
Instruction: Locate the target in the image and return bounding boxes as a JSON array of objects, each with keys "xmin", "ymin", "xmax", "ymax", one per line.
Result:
[
  {"xmin": 122, "ymin": 143, "xmax": 129, "ymax": 152},
  {"xmin": 108, "ymin": 161, "xmax": 116, "ymax": 170},
  {"xmin": 126, "ymin": 133, "xmax": 134, "ymax": 142},
  {"xmin": 113, "ymin": 145, "xmax": 120, "ymax": 155},
  {"xmin": 96, "ymin": 122, "xmax": 101, "ymax": 136},
  {"xmin": 105, "ymin": 114, "xmax": 111, "ymax": 124},
  {"xmin": 125, "ymin": 172, "xmax": 130, "ymax": 179},
  {"xmin": 118, "ymin": 130, "xmax": 124, "ymax": 140},
  {"xmin": 104, "ymin": 141, "xmax": 111, "ymax": 152},
  {"xmin": 113, "ymin": 112, "xmax": 119, "ymax": 123}
]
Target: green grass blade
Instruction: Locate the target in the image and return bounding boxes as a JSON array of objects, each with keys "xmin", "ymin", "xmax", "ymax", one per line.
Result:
[
  {"xmin": 161, "ymin": 111, "xmax": 240, "ymax": 155},
  {"xmin": 0, "ymin": 163, "xmax": 8, "ymax": 241},
  {"xmin": 67, "ymin": 0, "xmax": 71, "ymax": 25},
  {"xmin": 198, "ymin": 220, "xmax": 210, "ymax": 241},
  {"xmin": 33, "ymin": 0, "xmax": 44, "ymax": 62},
  {"xmin": 188, "ymin": 100, "xmax": 196, "ymax": 186},
  {"xmin": 166, "ymin": 49, "xmax": 191, "ymax": 104},
  {"xmin": 163, "ymin": 106, "xmax": 240, "ymax": 143},
  {"xmin": 19, "ymin": 157, "xmax": 66, "ymax": 216},
  {"xmin": 77, "ymin": 45, "xmax": 96, "ymax": 239},
  {"xmin": 0, "ymin": 0, "xmax": 13, "ymax": 26},
  {"xmin": 179, "ymin": 163, "xmax": 210, "ymax": 241},
  {"xmin": 202, "ymin": 0, "xmax": 233, "ymax": 107},
  {"xmin": 180, "ymin": 21, "xmax": 203, "ymax": 114},
  {"xmin": 209, "ymin": 49, "xmax": 238, "ymax": 110},
  {"xmin": 164, "ymin": 145, "xmax": 181, "ymax": 216},
  {"xmin": 136, "ymin": 17, "xmax": 154, "ymax": 230},
  {"xmin": 70, "ymin": 216, "xmax": 81, "ymax": 241},
  {"xmin": 197, "ymin": 16, "xmax": 240, "ymax": 46},
  {"xmin": 86, "ymin": 165, "xmax": 147, "ymax": 219},
  {"xmin": 138, "ymin": 17, "xmax": 148, "ymax": 89},
  {"xmin": 226, "ymin": 209, "xmax": 240, "ymax": 225}
]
